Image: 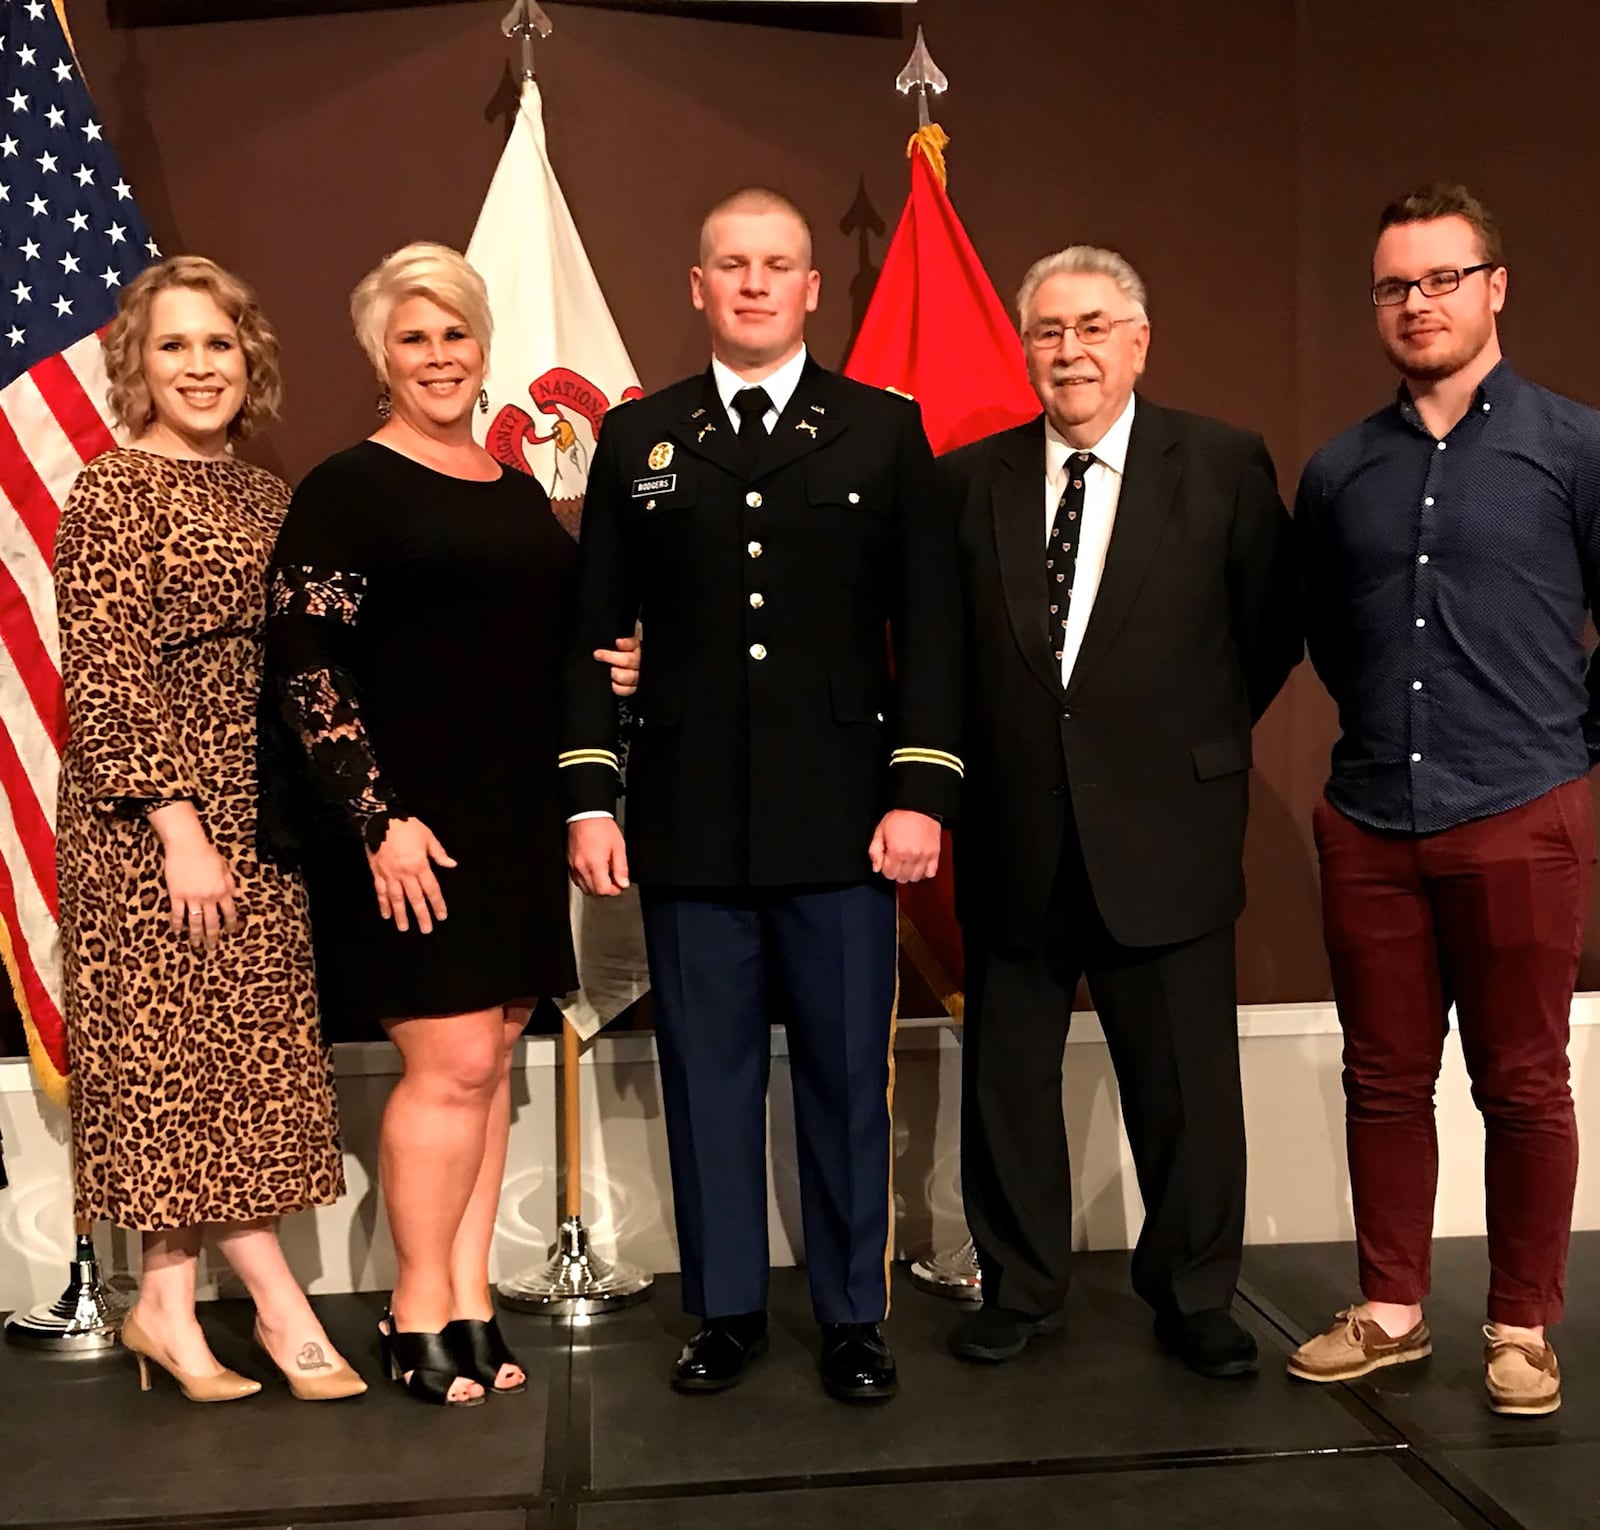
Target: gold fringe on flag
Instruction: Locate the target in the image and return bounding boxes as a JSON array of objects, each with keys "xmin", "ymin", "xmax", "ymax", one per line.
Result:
[
  {"xmin": 0, "ymin": 910, "xmax": 68, "ymax": 1107},
  {"xmin": 897, "ymin": 905, "xmax": 963, "ymax": 1022},
  {"xmin": 905, "ymin": 123, "xmax": 950, "ymax": 191},
  {"xmin": 51, "ymin": 1, "xmax": 79, "ymax": 61}
]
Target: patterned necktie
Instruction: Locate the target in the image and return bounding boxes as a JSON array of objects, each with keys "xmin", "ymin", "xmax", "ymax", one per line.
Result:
[
  {"xmin": 731, "ymin": 386, "xmax": 774, "ymax": 465},
  {"xmin": 1047, "ymin": 451, "xmax": 1094, "ymax": 668}
]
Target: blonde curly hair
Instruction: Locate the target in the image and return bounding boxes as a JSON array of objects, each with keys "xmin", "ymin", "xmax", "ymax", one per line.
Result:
[{"xmin": 102, "ymin": 256, "xmax": 282, "ymax": 441}]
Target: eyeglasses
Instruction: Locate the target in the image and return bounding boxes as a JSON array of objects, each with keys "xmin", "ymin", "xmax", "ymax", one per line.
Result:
[
  {"xmin": 1024, "ymin": 316, "xmax": 1142, "ymax": 350},
  {"xmin": 1371, "ymin": 263, "xmax": 1495, "ymax": 307}
]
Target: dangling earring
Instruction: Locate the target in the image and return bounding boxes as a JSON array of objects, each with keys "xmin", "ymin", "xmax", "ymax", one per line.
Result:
[
  {"xmin": 376, "ymin": 386, "xmax": 392, "ymax": 420},
  {"xmin": 478, "ymin": 387, "xmax": 490, "ymax": 416}
]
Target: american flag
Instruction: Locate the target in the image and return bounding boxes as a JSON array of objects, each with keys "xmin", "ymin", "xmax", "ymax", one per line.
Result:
[{"xmin": 1, "ymin": 0, "xmax": 155, "ymax": 1100}]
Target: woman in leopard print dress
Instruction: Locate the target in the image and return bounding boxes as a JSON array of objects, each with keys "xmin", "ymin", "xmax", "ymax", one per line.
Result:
[{"xmin": 54, "ymin": 258, "xmax": 361, "ymax": 1402}]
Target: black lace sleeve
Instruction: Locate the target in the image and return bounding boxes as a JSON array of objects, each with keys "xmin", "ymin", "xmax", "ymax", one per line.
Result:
[
  {"xmin": 265, "ymin": 564, "xmax": 406, "ymax": 851},
  {"xmin": 280, "ymin": 657, "xmax": 407, "ymax": 850}
]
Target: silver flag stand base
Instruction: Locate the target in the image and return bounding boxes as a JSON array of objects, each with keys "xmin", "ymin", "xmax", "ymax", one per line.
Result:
[
  {"xmin": 910, "ymin": 1235, "xmax": 983, "ymax": 1301},
  {"xmin": 497, "ymin": 1215, "xmax": 652, "ymax": 1320},
  {"xmin": 4, "ymin": 1233, "xmax": 130, "ymax": 1355}
]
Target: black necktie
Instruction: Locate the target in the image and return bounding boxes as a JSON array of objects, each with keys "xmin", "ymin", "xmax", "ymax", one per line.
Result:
[
  {"xmin": 1047, "ymin": 451, "xmax": 1094, "ymax": 668},
  {"xmin": 731, "ymin": 386, "xmax": 773, "ymax": 465}
]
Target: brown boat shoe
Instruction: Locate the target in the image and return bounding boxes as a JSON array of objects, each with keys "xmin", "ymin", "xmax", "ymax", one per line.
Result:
[
  {"xmin": 1483, "ymin": 1325, "xmax": 1561, "ymax": 1417},
  {"xmin": 1287, "ymin": 1305, "xmax": 1432, "ymax": 1383}
]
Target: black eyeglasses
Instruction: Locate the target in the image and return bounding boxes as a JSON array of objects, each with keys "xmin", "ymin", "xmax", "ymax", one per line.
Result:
[{"xmin": 1371, "ymin": 263, "xmax": 1495, "ymax": 307}]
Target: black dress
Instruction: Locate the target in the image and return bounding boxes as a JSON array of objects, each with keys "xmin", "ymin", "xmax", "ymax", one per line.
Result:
[{"xmin": 262, "ymin": 441, "xmax": 577, "ymax": 1034}]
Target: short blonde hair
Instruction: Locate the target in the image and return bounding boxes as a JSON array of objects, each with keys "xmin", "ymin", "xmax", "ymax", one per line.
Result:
[
  {"xmin": 699, "ymin": 187, "xmax": 813, "ymax": 266},
  {"xmin": 102, "ymin": 256, "xmax": 282, "ymax": 441},
  {"xmin": 1017, "ymin": 246, "xmax": 1149, "ymax": 327},
  {"xmin": 350, "ymin": 242, "xmax": 492, "ymax": 379}
]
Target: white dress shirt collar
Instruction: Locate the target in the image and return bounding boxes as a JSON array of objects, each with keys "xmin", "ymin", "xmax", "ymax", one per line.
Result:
[
  {"xmin": 1045, "ymin": 391, "xmax": 1138, "ymax": 485},
  {"xmin": 711, "ymin": 346, "xmax": 809, "ymax": 425}
]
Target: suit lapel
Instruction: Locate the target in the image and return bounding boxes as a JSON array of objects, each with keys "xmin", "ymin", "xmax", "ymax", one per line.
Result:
[
  {"xmin": 750, "ymin": 356, "xmax": 846, "ymax": 480},
  {"xmin": 661, "ymin": 358, "xmax": 846, "ymax": 481},
  {"xmin": 989, "ymin": 419, "xmax": 1063, "ymax": 700},
  {"xmin": 662, "ymin": 369, "xmax": 745, "ymax": 478},
  {"xmin": 1065, "ymin": 397, "xmax": 1182, "ymax": 699}
]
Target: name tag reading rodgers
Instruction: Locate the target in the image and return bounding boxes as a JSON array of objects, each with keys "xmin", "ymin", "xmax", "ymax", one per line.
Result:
[{"xmin": 632, "ymin": 475, "xmax": 677, "ymax": 498}]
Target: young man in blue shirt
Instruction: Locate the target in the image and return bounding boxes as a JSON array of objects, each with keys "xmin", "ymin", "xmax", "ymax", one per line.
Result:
[{"xmin": 1291, "ymin": 185, "xmax": 1600, "ymax": 1416}]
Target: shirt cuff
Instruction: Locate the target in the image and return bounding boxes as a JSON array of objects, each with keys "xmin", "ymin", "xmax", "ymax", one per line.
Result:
[{"xmin": 566, "ymin": 811, "xmax": 616, "ymax": 823}]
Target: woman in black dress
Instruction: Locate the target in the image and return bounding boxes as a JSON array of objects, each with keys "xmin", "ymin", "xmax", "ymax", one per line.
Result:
[{"xmin": 263, "ymin": 242, "xmax": 635, "ymax": 1407}]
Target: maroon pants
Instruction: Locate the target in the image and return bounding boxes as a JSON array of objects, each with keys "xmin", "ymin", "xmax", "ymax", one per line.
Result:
[{"xmin": 1314, "ymin": 780, "xmax": 1592, "ymax": 1327}]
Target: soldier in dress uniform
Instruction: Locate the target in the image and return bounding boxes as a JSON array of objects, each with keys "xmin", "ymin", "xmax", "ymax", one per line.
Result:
[{"xmin": 564, "ymin": 188, "xmax": 963, "ymax": 1403}]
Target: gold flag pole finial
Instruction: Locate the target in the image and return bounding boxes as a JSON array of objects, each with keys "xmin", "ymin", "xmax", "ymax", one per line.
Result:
[
  {"xmin": 895, "ymin": 26, "xmax": 951, "ymax": 188},
  {"xmin": 501, "ymin": 0, "xmax": 554, "ymax": 82}
]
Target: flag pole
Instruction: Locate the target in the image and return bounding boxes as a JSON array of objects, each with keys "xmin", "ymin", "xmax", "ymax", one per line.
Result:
[
  {"xmin": 498, "ymin": 1013, "xmax": 651, "ymax": 1319},
  {"xmin": 894, "ymin": 25, "xmax": 948, "ymax": 131},
  {"xmin": 483, "ymin": 6, "xmax": 648, "ymax": 1317},
  {"xmin": 4, "ymin": 1208, "xmax": 130, "ymax": 1355},
  {"xmin": 2, "ymin": 939, "xmax": 128, "ymax": 1355},
  {"xmin": 889, "ymin": 29, "xmax": 982, "ymax": 1304},
  {"xmin": 499, "ymin": 0, "xmax": 552, "ymax": 81}
]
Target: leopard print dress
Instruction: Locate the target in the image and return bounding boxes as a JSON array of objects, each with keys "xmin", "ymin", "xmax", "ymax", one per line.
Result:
[{"xmin": 55, "ymin": 449, "xmax": 344, "ymax": 1229}]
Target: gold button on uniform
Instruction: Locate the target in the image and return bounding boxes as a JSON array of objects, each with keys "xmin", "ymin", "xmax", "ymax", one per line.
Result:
[
  {"xmin": 747, "ymin": 540, "xmax": 763, "ymax": 558},
  {"xmin": 749, "ymin": 643, "xmax": 767, "ymax": 660},
  {"xmin": 746, "ymin": 491, "xmax": 763, "ymax": 508},
  {"xmin": 749, "ymin": 592, "xmax": 765, "ymax": 609}
]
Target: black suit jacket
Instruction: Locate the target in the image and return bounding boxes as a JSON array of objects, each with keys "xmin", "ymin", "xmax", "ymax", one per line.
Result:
[
  {"xmin": 562, "ymin": 357, "xmax": 964, "ymax": 888},
  {"xmin": 945, "ymin": 399, "xmax": 1302, "ymax": 949}
]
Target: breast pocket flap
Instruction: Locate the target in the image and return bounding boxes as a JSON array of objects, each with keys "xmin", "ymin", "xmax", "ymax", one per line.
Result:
[
  {"xmin": 807, "ymin": 461, "xmax": 881, "ymax": 512},
  {"xmin": 1190, "ymin": 735, "xmax": 1252, "ymax": 781},
  {"xmin": 830, "ymin": 667, "xmax": 889, "ymax": 724}
]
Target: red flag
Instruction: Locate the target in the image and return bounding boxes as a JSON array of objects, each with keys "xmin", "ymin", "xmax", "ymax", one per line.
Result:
[{"xmin": 845, "ymin": 126, "xmax": 1038, "ymax": 1003}]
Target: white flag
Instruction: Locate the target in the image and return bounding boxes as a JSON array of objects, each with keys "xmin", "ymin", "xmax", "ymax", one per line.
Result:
[{"xmin": 467, "ymin": 78, "xmax": 649, "ymax": 1041}]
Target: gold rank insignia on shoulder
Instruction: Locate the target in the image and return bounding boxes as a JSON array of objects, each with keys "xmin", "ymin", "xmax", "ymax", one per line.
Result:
[
  {"xmin": 796, "ymin": 419, "xmax": 818, "ymax": 437},
  {"xmin": 648, "ymin": 441, "xmax": 675, "ymax": 471},
  {"xmin": 886, "ymin": 386, "xmax": 916, "ymax": 401}
]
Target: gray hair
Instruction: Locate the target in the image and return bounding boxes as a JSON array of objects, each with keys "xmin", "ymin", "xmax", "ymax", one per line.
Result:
[{"xmin": 1016, "ymin": 246, "xmax": 1148, "ymax": 326}]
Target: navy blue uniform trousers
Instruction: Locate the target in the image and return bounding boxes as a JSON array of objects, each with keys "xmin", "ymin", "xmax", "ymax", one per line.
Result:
[{"xmin": 640, "ymin": 880, "xmax": 897, "ymax": 1324}]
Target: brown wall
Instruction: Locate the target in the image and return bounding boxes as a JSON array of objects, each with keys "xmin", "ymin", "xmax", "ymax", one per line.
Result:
[{"xmin": 14, "ymin": 0, "xmax": 1600, "ymax": 1030}]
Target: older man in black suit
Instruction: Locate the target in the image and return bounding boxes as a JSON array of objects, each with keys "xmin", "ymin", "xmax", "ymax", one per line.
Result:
[{"xmin": 942, "ymin": 247, "xmax": 1302, "ymax": 1377}]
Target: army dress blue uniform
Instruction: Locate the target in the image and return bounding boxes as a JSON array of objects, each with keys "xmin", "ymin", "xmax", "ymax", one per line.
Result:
[{"xmin": 562, "ymin": 349, "xmax": 962, "ymax": 1325}]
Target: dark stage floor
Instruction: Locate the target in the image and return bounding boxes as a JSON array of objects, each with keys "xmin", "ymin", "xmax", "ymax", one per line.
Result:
[{"xmin": 4, "ymin": 1234, "xmax": 1596, "ymax": 1529}]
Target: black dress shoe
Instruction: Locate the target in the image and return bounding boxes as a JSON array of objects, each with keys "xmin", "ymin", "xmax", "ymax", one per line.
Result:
[
  {"xmin": 671, "ymin": 1313, "xmax": 768, "ymax": 1394},
  {"xmin": 1154, "ymin": 1308, "xmax": 1259, "ymax": 1379},
  {"xmin": 949, "ymin": 1304, "xmax": 1064, "ymax": 1363},
  {"xmin": 819, "ymin": 1322, "xmax": 897, "ymax": 1402}
]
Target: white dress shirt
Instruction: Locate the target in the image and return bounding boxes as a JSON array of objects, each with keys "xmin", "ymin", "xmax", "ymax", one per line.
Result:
[
  {"xmin": 1045, "ymin": 393, "xmax": 1137, "ymax": 687},
  {"xmin": 569, "ymin": 348, "xmax": 812, "ymax": 825},
  {"xmin": 711, "ymin": 345, "xmax": 808, "ymax": 433}
]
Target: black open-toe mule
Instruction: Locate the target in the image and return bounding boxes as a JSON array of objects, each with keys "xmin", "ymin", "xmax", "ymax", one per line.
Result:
[
  {"xmin": 378, "ymin": 1313, "xmax": 487, "ymax": 1407},
  {"xmin": 443, "ymin": 1315, "xmax": 528, "ymax": 1395}
]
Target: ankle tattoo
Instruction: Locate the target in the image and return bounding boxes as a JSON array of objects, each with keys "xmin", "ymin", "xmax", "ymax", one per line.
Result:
[{"xmin": 295, "ymin": 1341, "xmax": 332, "ymax": 1373}]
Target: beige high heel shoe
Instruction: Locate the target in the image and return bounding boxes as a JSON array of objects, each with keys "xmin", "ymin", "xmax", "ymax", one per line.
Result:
[
  {"xmin": 253, "ymin": 1320, "xmax": 368, "ymax": 1401},
  {"xmin": 121, "ymin": 1311, "xmax": 261, "ymax": 1403}
]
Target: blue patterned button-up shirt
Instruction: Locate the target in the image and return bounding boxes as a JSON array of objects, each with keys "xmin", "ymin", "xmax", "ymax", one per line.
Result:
[{"xmin": 1296, "ymin": 360, "xmax": 1600, "ymax": 834}]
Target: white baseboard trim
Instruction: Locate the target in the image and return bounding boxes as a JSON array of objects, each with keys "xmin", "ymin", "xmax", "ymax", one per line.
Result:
[{"xmin": 3, "ymin": 997, "xmax": 1597, "ymax": 1308}]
